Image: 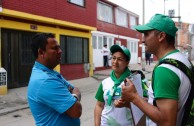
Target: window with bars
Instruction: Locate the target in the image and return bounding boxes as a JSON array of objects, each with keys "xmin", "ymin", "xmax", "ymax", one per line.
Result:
[
  {"xmin": 60, "ymin": 35, "xmax": 89, "ymax": 64},
  {"xmin": 21, "ymin": 32, "xmax": 36, "ymax": 65}
]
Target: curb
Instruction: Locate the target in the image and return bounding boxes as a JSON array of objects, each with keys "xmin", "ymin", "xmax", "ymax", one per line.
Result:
[
  {"xmin": 92, "ymin": 75, "xmax": 108, "ymax": 81},
  {"xmin": 0, "ymin": 104, "xmax": 29, "ymax": 116}
]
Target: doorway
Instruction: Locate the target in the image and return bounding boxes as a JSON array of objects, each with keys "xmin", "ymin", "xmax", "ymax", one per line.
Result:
[{"xmin": 1, "ymin": 29, "xmax": 37, "ymax": 88}]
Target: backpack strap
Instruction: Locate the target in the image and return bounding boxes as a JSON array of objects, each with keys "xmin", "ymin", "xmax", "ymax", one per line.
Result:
[
  {"xmin": 156, "ymin": 58, "xmax": 194, "ymax": 126},
  {"xmin": 159, "ymin": 58, "xmax": 194, "ymax": 82}
]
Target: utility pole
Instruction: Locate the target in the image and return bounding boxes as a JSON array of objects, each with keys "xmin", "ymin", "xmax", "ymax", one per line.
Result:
[
  {"xmin": 142, "ymin": 0, "xmax": 146, "ymax": 71},
  {"xmin": 178, "ymin": 0, "xmax": 181, "ymax": 50},
  {"xmin": 164, "ymin": 0, "xmax": 166, "ymax": 15},
  {"xmin": 142, "ymin": 0, "xmax": 145, "ymax": 25}
]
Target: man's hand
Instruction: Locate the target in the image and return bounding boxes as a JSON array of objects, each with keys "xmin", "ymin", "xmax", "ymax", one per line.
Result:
[
  {"xmin": 68, "ymin": 86, "xmax": 73, "ymax": 93},
  {"xmin": 65, "ymin": 87, "xmax": 82, "ymax": 118},
  {"xmin": 114, "ymin": 99, "xmax": 131, "ymax": 108},
  {"xmin": 121, "ymin": 78, "xmax": 138, "ymax": 103}
]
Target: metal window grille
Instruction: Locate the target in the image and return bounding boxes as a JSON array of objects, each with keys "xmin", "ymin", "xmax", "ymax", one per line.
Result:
[{"xmin": 0, "ymin": 68, "xmax": 7, "ymax": 86}]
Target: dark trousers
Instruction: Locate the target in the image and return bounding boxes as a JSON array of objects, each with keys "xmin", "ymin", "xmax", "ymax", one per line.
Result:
[
  {"xmin": 103, "ymin": 56, "xmax": 109, "ymax": 67},
  {"xmin": 146, "ymin": 57, "xmax": 151, "ymax": 65}
]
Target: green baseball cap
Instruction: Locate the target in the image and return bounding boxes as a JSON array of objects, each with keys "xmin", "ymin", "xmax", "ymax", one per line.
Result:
[
  {"xmin": 134, "ymin": 14, "xmax": 178, "ymax": 37},
  {"xmin": 110, "ymin": 45, "xmax": 131, "ymax": 61}
]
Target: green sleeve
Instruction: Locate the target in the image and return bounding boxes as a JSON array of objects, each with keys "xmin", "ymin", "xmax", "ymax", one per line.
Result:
[
  {"xmin": 95, "ymin": 83, "xmax": 104, "ymax": 102},
  {"xmin": 154, "ymin": 67, "xmax": 180, "ymax": 100},
  {"xmin": 142, "ymin": 80, "xmax": 148, "ymax": 97}
]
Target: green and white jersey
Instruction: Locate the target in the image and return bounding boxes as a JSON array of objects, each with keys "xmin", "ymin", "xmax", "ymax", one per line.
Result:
[
  {"xmin": 146, "ymin": 51, "xmax": 192, "ymax": 126},
  {"xmin": 95, "ymin": 77, "xmax": 134, "ymax": 126}
]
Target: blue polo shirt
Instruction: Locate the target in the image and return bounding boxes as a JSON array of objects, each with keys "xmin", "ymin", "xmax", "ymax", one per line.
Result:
[{"xmin": 28, "ymin": 61, "xmax": 80, "ymax": 126}]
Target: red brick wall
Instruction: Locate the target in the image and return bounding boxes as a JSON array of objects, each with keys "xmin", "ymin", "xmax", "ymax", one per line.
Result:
[
  {"xmin": 2, "ymin": 0, "xmax": 97, "ymax": 27},
  {"xmin": 97, "ymin": 20, "xmax": 141, "ymax": 58},
  {"xmin": 97, "ymin": 0, "xmax": 141, "ymax": 39},
  {"xmin": 175, "ymin": 22, "xmax": 190, "ymax": 47},
  {"xmin": 60, "ymin": 64, "xmax": 89, "ymax": 80},
  {"xmin": 97, "ymin": 20, "xmax": 141, "ymax": 39}
]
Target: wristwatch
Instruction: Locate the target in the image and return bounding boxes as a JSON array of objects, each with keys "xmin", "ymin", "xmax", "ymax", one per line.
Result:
[{"xmin": 72, "ymin": 94, "xmax": 80, "ymax": 102}]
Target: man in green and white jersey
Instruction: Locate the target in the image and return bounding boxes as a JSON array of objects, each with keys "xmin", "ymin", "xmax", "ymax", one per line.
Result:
[{"xmin": 121, "ymin": 14, "xmax": 192, "ymax": 126}]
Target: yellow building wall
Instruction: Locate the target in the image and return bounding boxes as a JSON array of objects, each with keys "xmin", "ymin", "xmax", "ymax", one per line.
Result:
[
  {"xmin": 0, "ymin": 28, "xmax": 1, "ymax": 68},
  {"xmin": 0, "ymin": 18, "xmax": 95, "ymax": 76}
]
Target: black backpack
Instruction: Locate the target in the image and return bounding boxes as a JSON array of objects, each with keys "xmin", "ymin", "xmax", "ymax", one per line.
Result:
[{"xmin": 153, "ymin": 58, "xmax": 194, "ymax": 126}]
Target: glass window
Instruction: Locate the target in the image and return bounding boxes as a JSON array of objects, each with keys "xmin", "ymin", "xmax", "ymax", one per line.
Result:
[
  {"xmin": 103, "ymin": 36, "xmax": 107, "ymax": 46},
  {"xmin": 98, "ymin": 36, "xmax": 103, "ymax": 49},
  {"xmin": 128, "ymin": 41, "xmax": 137, "ymax": 53},
  {"xmin": 108, "ymin": 37, "xmax": 113, "ymax": 48},
  {"xmin": 134, "ymin": 42, "xmax": 137, "ymax": 53},
  {"xmin": 92, "ymin": 36, "xmax": 97, "ymax": 49},
  {"xmin": 115, "ymin": 40, "xmax": 121, "ymax": 46},
  {"xmin": 97, "ymin": 2, "xmax": 113, "ymax": 23},
  {"xmin": 68, "ymin": 0, "xmax": 84, "ymax": 7},
  {"xmin": 131, "ymin": 41, "xmax": 134, "ymax": 53},
  {"xmin": 130, "ymin": 16, "xmax": 137, "ymax": 30},
  {"xmin": 116, "ymin": 9, "xmax": 128, "ymax": 27},
  {"xmin": 60, "ymin": 35, "xmax": 89, "ymax": 64}
]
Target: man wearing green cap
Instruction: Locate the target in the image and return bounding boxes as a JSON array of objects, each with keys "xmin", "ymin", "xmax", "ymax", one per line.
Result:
[{"xmin": 121, "ymin": 14, "xmax": 192, "ymax": 126}]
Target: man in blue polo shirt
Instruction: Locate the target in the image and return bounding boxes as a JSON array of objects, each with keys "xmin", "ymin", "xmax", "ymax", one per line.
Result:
[{"xmin": 28, "ymin": 33, "xmax": 82, "ymax": 126}]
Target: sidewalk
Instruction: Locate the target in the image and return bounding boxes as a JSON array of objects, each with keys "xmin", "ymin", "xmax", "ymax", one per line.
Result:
[
  {"xmin": 0, "ymin": 87, "xmax": 29, "ymax": 116},
  {"xmin": 93, "ymin": 62, "xmax": 156, "ymax": 80},
  {"xmin": 0, "ymin": 77, "xmax": 100, "ymax": 116}
]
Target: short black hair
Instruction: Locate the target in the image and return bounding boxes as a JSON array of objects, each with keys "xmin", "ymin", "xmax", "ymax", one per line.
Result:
[
  {"xmin": 31, "ymin": 33, "xmax": 55, "ymax": 58},
  {"xmin": 154, "ymin": 30, "xmax": 175, "ymax": 45},
  {"xmin": 166, "ymin": 34, "xmax": 175, "ymax": 45}
]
